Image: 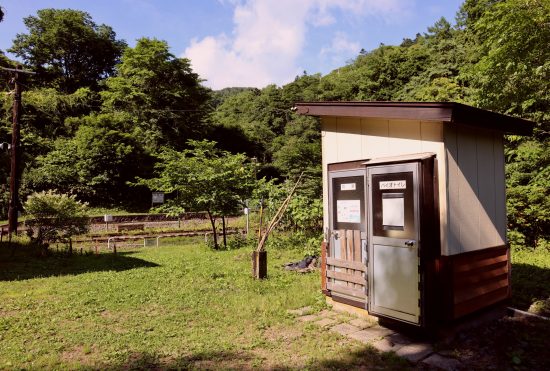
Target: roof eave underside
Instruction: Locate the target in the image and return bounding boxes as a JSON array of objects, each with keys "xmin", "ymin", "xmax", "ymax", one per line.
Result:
[{"xmin": 295, "ymin": 102, "xmax": 534, "ymax": 136}]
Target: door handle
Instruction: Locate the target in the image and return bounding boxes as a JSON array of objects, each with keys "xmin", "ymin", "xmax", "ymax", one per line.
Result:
[{"xmin": 404, "ymin": 240, "xmax": 416, "ymax": 247}]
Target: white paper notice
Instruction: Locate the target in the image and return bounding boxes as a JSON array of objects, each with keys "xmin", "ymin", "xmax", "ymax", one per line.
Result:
[
  {"xmin": 340, "ymin": 183, "xmax": 356, "ymax": 191},
  {"xmin": 337, "ymin": 200, "xmax": 361, "ymax": 223},
  {"xmin": 382, "ymin": 196, "xmax": 404, "ymax": 227}
]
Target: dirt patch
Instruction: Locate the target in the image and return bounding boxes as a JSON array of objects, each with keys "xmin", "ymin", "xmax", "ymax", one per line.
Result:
[
  {"xmin": 61, "ymin": 344, "xmax": 98, "ymax": 367},
  {"xmin": 437, "ymin": 315, "xmax": 550, "ymax": 370},
  {"xmin": 0, "ymin": 309, "xmax": 18, "ymax": 318}
]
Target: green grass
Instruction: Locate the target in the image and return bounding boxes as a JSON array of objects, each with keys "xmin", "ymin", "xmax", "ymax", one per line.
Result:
[
  {"xmin": 0, "ymin": 239, "xmax": 406, "ymax": 370},
  {"xmin": 511, "ymin": 246, "xmax": 550, "ymax": 310}
]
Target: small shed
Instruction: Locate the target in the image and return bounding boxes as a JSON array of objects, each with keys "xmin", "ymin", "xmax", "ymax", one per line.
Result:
[{"xmin": 295, "ymin": 101, "xmax": 535, "ymax": 329}]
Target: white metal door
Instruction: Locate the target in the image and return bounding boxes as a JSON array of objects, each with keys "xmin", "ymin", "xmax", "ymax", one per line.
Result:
[{"xmin": 367, "ymin": 162, "xmax": 421, "ymax": 325}]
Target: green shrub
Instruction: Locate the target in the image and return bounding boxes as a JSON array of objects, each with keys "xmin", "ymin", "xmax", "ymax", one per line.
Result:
[
  {"xmin": 265, "ymin": 232, "xmax": 322, "ymax": 257},
  {"xmin": 24, "ymin": 191, "xmax": 89, "ymax": 248},
  {"xmin": 287, "ymin": 195, "xmax": 323, "ymax": 235},
  {"xmin": 225, "ymin": 233, "xmax": 254, "ymax": 250}
]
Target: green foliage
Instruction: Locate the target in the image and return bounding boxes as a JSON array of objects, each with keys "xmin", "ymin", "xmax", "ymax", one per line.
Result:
[
  {"xmin": 24, "ymin": 114, "xmax": 152, "ymax": 207},
  {"xmin": 101, "ymin": 38, "xmax": 211, "ymax": 150},
  {"xmin": 24, "ymin": 190, "xmax": 89, "ymax": 246},
  {"xmin": 506, "ymin": 139, "xmax": 550, "ymax": 246},
  {"xmin": 287, "ymin": 196, "xmax": 323, "ymax": 234},
  {"xmin": 21, "ymin": 88, "xmax": 99, "ymax": 142},
  {"xmin": 224, "ymin": 233, "xmax": 254, "ymax": 250},
  {"xmin": 264, "ymin": 231, "xmax": 322, "ymax": 257},
  {"xmin": 470, "ymin": 0, "xmax": 550, "ymax": 123},
  {"xmin": 139, "ymin": 140, "xmax": 257, "ymax": 249},
  {"xmin": 9, "ymin": 8, "xmax": 126, "ymax": 92}
]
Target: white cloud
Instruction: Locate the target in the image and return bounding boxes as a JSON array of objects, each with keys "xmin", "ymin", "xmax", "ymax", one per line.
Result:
[
  {"xmin": 320, "ymin": 32, "xmax": 361, "ymax": 64},
  {"xmin": 183, "ymin": 0, "xmax": 412, "ymax": 89}
]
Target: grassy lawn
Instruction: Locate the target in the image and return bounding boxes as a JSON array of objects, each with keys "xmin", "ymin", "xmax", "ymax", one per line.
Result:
[
  {"xmin": 0, "ymin": 238, "xmax": 406, "ymax": 370},
  {"xmin": 511, "ymin": 246, "xmax": 550, "ymax": 310}
]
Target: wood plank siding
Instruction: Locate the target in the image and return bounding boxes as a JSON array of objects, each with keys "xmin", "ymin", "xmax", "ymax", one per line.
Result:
[
  {"xmin": 440, "ymin": 245, "xmax": 510, "ymax": 320},
  {"xmin": 326, "ymin": 230, "xmax": 367, "ymax": 303},
  {"xmin": 321, "ymin": 241, "xmax": 328, "ymax": 294}
]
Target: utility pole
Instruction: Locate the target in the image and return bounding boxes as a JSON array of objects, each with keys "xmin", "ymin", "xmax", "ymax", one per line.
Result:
[{"xmin": 1, "ymin": 65, "xmax": 35, "ymax": 236}]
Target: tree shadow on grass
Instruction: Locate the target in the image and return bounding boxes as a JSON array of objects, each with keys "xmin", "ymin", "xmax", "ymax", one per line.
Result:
[
  {"xmin": 511, "ymin": 262, "xmax": 550, "ymax": 310},
  {"xmin": 440, "ymin": 314, "xmax": 550, "ymax": 370},
  {"xmin": 97, "ymin": 347, "xmax": 409, "ymax": 370},
  {"xmin": 0, "ymin": 242, "xmax": 159, "ymax": 281}
]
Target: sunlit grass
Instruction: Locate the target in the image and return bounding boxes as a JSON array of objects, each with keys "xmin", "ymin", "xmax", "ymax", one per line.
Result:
[
  {"xmin": 0, "ymin": 238, "xmax": 406, "ymax": 369},
  {"xmin": 511, "ymin": 246, "xmax": 550, "ymax": 310}
]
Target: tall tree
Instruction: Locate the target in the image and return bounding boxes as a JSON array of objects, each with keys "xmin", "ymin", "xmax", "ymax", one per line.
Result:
[
  {"xmin": 9, "ymin": 9, "xmax": 126, "ymax": 92},
  {"xmin": 469, "ymin": 0, "xmax": 550, "ymax": 123},
  {"xmin": 101, "ymin": 38, "xmax": 211, "ymax": 149}
]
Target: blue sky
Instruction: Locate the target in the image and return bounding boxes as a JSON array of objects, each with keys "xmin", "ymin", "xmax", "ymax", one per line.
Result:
[{"xmin": 0, "ymin": 0, "xmax": 464, "ymax": 90}]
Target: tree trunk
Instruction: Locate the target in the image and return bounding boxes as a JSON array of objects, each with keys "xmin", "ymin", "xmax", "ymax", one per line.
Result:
[
  {"xmin": 222, "ymin": 215, "xmax": 227, "ymax": 248},
  {"xmin": 68, "ymin": 238, "xmax": 73, "ymax": 256},
  {"xmin": 207, "ymin": 210, "xmax": 218, "ymax": 249}
]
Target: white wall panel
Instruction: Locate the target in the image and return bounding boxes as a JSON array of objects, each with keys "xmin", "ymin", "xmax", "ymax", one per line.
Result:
[
  {"xmin": 361, "ymin": 118, "xmax": 389, "ymax": 159},
  {"xmin": 336, "ymin": 117, "xmax": 362, "ymax": 162},
  {"xmin": 456, "ymin": 127, "xmax": 481, "ymax": 252},
  {"xmin": 493, "ymin": 134, "xmax": 507, "ymax": 244},
  {"xmin": 445, "ymin": 125, "xmax": 461, "ymax": 255},
  {"xmin": 388, "ymin": 120, "xmax": 422, "ymax": 155},
  {"xmin": 444, "ymin": 124, "xmax": 506, "ymax": 255},
  {"xmin": 477, "ymin": 129, "xmax": 498, "ymax": 247}
]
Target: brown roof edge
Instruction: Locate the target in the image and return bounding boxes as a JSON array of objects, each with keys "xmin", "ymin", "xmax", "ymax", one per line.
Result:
[
  {"xmin": 295, "ymin": 101, "xmax": 535, "ymax": 136},
  {"xmin": 451, "ymin": 103, "xmax": 535, "ymax": 136}
]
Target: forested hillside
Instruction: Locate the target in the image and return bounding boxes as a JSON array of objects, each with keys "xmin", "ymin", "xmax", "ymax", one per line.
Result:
[{"xmin": 1, "ymin": 0, "xmax": 548, "ymax": 247}]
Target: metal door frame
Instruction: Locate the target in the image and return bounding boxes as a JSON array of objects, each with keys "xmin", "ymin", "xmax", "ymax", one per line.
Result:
[{"xmin": 366, "ymin": 161, "xmax": 422, "ymax": 325}]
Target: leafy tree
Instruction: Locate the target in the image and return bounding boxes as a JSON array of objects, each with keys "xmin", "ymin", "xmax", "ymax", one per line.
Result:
[
  {"xmin": 101, "ymin": 38, "xmax": 211, "ymax": 150},
  {"xmin": 23, "ymin": 113, "xmax": 152, "ymax": 208},
  {"xmin": 506, "ymin": 139, "xmax": 550, "ymax": 247},
  {"xmin": 469, "ymin": 0, "xmax": 550, "ymax": 123},
  {"xmin": 270, "ymin": 115, "xmax": 322, "ymax": 197},
  {"xmin": 140, "ymin": 140, "xmax": 257, "ymax": 249},
  {"xmin": 9, "ymin": 9, "xmax": 126, "ymax": 92},
  {"xmin": 211, "ymin": 85, "xmax": 291, "ymax": 163},
  {"xmin": 24, "ymin": 191, "xmax": 89, "ymax": 251}
]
